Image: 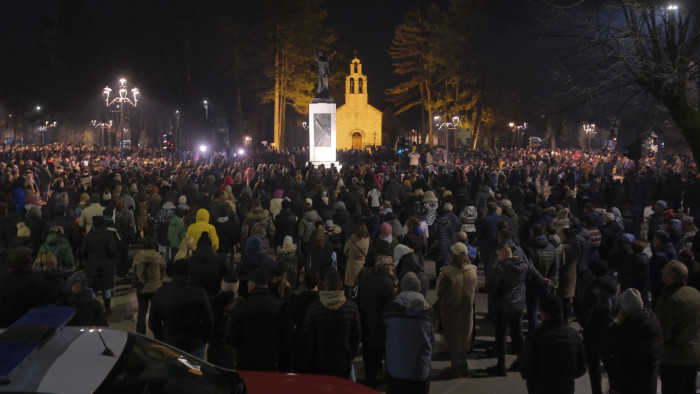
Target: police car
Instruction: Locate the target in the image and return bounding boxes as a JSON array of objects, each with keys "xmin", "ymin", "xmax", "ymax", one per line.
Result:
[{"xmin": 0, "ymin": 307, "xmax": 375, "ymax": 393}]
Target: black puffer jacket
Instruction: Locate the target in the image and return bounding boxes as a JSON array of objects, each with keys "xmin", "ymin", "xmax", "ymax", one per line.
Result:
[
  {"xmin": 187, "ymin": 246, "xmax": 228, "ymax": 298},
  {"xmin": 303, "ymin": 293, "xmax": 361, "ymax": 379},
  {"xmin": 81, "ymin": 227, "xmax": 117, "ymax": 291},
  {"xmin": 520, "ymin": 318, "xmax": 587, "ymax": 394},
  {"xmin": 603, "ymin": 309, "xmax": 663, "ymax": 394},
  {"xmin": 433, "ymin": 212, "xmax": 456, "ymax": 259}
]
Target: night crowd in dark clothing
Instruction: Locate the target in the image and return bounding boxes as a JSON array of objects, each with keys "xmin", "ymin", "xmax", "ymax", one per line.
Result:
[{"xmin": 0, "ymin": 142, "xmax": 699, "ymax": 394}]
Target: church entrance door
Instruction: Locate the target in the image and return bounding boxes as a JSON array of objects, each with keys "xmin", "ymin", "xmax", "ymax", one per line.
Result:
[{"xmin": 351, "ymin": 132, "xmax": 362, "ymax": 150}]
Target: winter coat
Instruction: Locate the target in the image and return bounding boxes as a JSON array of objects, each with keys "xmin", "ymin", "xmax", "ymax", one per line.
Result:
[
  {"xmin": 520, "ymin": 318, "xmax": 587, "ymax": 394},
  {"xmin": 604, "ymin": 309, "xmax": 663, "ymax": 394},
  {"xmin": 384, "ymin": 292, "xmax": 433, "ymax": 381},
  {"xmin": 149, "ymin": 276, "xmax": 215, "ymax": 353},
  {"xmin": 154, "ymin": 202, "xmax": 176, "ymax": 246},
  {"xmin": 332, "ymin": 210, "xmax": 355, "ymax": 241},
  {"xmin": 235, "ymin": 250, "xmax": 276, "ymax": 297},
  {"xmin": 373, "ymin": 236, "xmax": 398, "ymax": 259},
  {"xmin": 356, "ymin": 269, "xmax": 395, "ymax": 348},
  {"xmin": 477, "ymin": 212, "xmax": 502, "ymax": 263},
  {"xmin": 78, "ymin": 203, "xmax": 105, "ymax": 233},
  {"xmin": 396, "ymin": 253, "xmax": 429, "ymax": 297},
  {"xmin": 579, "ymin": 275, "xmax": 617, "ymax": 329},
  {"xmin": 275, "ymin": 243, "xmax": 300, "ymax": 289},
  {"xmin": 241, "ymin": 207, "xmax": 275, "ymax": 256},
  {"xmin": 492, "ymin": 256, "xmax": 529, "ymax": 314},
  {"xmin": 40, "ymin": 269, "xmax": 70, "ymax": 304},
  {"xmin": 298, "ymin": 210, "xmax": 322, "ymax": 243},
  {"xmin": 39, "ymin": 233, "xmax": 76, "ymax": 270},
  {"xmin": 269, "ymin": 198, "xmax": 283, "ymax": 219},
  {"xmin": 81, "ymin": 227, "xmax": 117, "ymax": 291},
  {"xmin": 619, "ymin": 252, "xmax": 649, "ymax": 296},
  {"xmin": 132, "ymin": 249, "xmax": 165, "ymax": 294},
  {"xmin": 403, "ymin": 231, "xmax": 426, "ymax": 266},
  {"xmin": 274, "ymin": 208, "xmax": 298, "ymax": 246},
  {"xmin": 67, "ymin": 289, "xmax": 108, "ymax": 327},
  {"xmin": 422, "ymin": 201, "xmax": 438, "ymax": 226},
  {"xmin": 187, "ymin": 246, "xmax": 229, "ymax": 298},
  {"xmin": 654, "ymin": 283, "xmax": 700, "ymax": 366},
  {"xmin": 436, "ymin": 263, "xmax": 478, "ymax": 352},
  {"xmin": 649, "ymin": 242, "xmax": 677, "ymax": 304},
  {"xmin": 343, "ymin": 234, "xmax": 370, "ymax": 287},
  {"xmin": 459, "ymin": 206, "xmax": 478, "ymax": 233},
  {"xmin": 228, "ymin": 287, "xmax": 293, "ymax": 371},
  {"xmin": 501, "ymin": 205, "xmax": 520, "ymax": 237},
  {"xmin": 186, "ymin": 209, "xmax": 220, "ymax": 252},
  {"xmin": 0, "ymin": 271, "xmax": 56, "ymax": 328},
  {"xmin": 433, "ymin": 212, "xmax": 457, "ymax": 262},
  {"xmin": 307, "ymin": 236, "xmax": 334, "ymax": 274},
  {"xmin": 167, "ymin": 215, "xmax": 187, "ymax": 249},
  {"xmin": 527, "ymin": 235, "xmax": 561, "ymax": 288},
  {"xmin": 303, "ymin": 292, "xmax": 361, "ymax": 379},
  {"xmin": 557, "ymin": 243, "xmax": 578, "ymax": 299},
  {"xmin": 212, "ymin": 214, "xmax": 239, "ymax": 255}
]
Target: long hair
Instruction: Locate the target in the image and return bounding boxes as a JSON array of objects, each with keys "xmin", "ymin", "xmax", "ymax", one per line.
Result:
[
  {"xmin": 34, "ymin": 251, "xmax": 58, "ymax": 271},
  {"xmin": 354, "ymin": 222, "xmax": 369, "ymax": 239},
  {"xmin": 315, "ymin": 224, "xmax": 326, "ymax": 247},
  {"xmin": 174, "ymin": 237, "xmax": 196, "ymax": 261}
]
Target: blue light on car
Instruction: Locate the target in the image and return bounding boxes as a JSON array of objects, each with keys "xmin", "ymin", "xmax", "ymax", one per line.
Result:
[{"xmin": 0, "ymin": 306, "xmax": 76, "ymax": 384}]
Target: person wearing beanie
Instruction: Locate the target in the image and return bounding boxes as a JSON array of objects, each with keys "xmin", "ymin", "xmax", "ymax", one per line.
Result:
[
  {"xmin": 434, "ymin": 242, "xmax": 477, "ymax": 379},
  {"xmin": 149, "ymin": 259, "xmax": 215, "ymax": 359},
  {"xmin": 276, "ymin": 235, "xmax": 300, "ymax": 289},
  {"xmin": 81, "ymin": 213, "xmax": 118, "ymax": 317},
  {"xmin": 373, "ymin": 221, "xmax": 399, "ymax": 259},
  {"xmin": 384, "ymin": 270, "xmax": 433, "ymax": 393},
  {"xmin": 186, "ymin": 208, "xmax": 220, "ymax": 252},
  {"xmin": 79, "ymin": 192, "xmax": 105, "ymax": 233},
  {"xmin": 577, "ymin": 259, "xmax": 617, "ymax": 394},
  {"xmin": 654, "ymin": 261, "xmax": 700, "ymax": 394},
  {"xmin": 603, "ymin": 287, "xmax": 663, "ymax": 394},
  {"xmin": 235, "ymin": 235, "xmax": 276, "ymax": 297},
  {"xmin": 0, "ymin": 247, "xmax": 57, "ymax": 328},
  {"xmin": 520, "ymin": 294, "xmax": 586, "ymax": 393},
  {"xmin": 355, "ymin": 254, "xmax": 395, "ymax": 388},
  {"xmin": 186, "ymin": 232, "xmax": 229, "ymax": 299}
]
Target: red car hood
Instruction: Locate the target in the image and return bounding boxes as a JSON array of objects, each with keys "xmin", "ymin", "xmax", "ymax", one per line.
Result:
[{"xmin": 238, "ymin": 371, "xmax": 377, "ymax": 394}]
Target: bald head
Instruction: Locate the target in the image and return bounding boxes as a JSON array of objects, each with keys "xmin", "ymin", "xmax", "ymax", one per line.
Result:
[{"xmin": 662, "ymin": 260, "xmax": 688, "ymax": 285}]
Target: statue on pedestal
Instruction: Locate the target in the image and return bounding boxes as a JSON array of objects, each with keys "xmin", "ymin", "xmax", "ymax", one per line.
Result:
[{"xmin": 314, "ymin": 50, "xmax": 330, "ymax": 99}]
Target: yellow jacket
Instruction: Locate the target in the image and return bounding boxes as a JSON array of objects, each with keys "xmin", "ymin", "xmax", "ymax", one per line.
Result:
[{"xmin": 186, "ymin": 209, "xmax": 219, "ymax": 251}]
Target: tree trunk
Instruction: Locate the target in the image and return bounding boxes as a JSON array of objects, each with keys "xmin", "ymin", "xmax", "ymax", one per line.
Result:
[
  {"xmin": 472, "ymin": 101, "xmax": 483, "ymax": 149},
  {"xmin": 426, "ymin": 80, "xmax": 434, "ymax": 148},
  {"xmin": 661, "ymin": 94, "xmax": 700, "ymax": 166},
  {"xmin": 273, "ymin": 26, "xmax": 281, "ymax": 150}
]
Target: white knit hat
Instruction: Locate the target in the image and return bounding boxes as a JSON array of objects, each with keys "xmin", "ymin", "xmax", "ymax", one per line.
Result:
[
  {"xmin": 619, "ymin": 288, "xmax": 644, "ymax": 313},
  {"xmin": 179, "ymin": 195, "xmax": 187, "ymax": 204}
]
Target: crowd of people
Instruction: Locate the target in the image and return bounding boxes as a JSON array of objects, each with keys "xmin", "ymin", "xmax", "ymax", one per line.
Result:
[{"xmin": 0, "ymin": 142, "xmax": 699, "ymax": 394}]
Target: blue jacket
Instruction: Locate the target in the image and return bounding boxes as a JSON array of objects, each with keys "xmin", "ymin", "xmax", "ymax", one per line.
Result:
[{"xmin": 384, "ymin": 292, "xmax": 433, "ymax": 381}]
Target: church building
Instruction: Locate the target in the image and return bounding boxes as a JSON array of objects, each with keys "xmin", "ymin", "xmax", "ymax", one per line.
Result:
[{"xmin": 336, "ymin": 56, "xmax": 382, "ymax": 150}]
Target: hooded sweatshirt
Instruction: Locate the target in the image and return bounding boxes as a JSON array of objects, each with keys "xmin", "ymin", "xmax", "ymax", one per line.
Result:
[{"xmin": 319, "ymin": 291, "xmax": 346, "ymax": 310}]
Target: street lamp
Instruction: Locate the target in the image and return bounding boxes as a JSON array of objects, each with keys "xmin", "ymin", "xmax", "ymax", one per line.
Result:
[
  {"xmin": 103, "ymin": 78, "xmax": 139, "ymax": 160},
  {"xmin": 508, "ymin": 122, "xmax": 528, "ymax": 148},
  {"xmin": 583, "ymin": 123, "xmax": 597, "ymax": 151},
  {"xmin": 434, "ymin": 114, "xmax": 460, "ymax": 158},
  {"xmin": 92, "ymin": 119, "xmax": 113, "ymax": 147},
  {"xmin": 203, "ymin": 100, "xmax": 209, "ymax": 120}
]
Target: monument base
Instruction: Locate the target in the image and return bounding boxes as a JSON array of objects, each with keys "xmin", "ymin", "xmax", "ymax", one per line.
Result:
[
  {"xmin": 309, "ymin": 100, "xmax": 337, "ymax": 164},
  {"xmin": 308, "ymin": 161, "xmax": 342, "ymax": 170}
]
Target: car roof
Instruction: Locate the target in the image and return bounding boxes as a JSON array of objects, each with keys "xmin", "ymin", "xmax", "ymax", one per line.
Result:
[{"xmin": 0, "ymin": 327, "xmax": 127, "ymax": 393}]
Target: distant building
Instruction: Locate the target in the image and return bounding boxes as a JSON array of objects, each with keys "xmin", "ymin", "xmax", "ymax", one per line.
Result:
[{"xmin": 336, "ymin": 56, "xmax": 382, "ymax": 150}]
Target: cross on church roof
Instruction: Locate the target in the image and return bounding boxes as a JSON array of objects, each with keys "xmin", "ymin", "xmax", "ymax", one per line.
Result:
[{"xmin": 353, "ymin": 49, "xmax": 358, "ymax": 59}]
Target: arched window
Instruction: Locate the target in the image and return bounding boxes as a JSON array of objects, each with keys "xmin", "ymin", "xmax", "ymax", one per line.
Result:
[
  {"xmin": 349, "ymin": 78, "xmax": 355, "ymax": 93},
  {"xmin": 354, "ymin": 62, "xmax": 358, "ymax": 73},
  {"xmin": 358, "ymin": 78, "xmax": 364, "ymax": 93}
]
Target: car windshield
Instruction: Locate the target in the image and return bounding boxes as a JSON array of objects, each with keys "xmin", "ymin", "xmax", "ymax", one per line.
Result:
[{"xmin": 96, "ymin": 333, "xmax": 243, "ymax": 394}]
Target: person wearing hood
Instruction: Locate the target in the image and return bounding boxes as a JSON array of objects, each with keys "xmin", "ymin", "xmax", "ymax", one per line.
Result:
[
  {"xmin": 79, "ymin": 193, "xmax": 105, "ymax": 233},
  {"xmin": 187, "ymin": 232, "xmax": 229, "ymax": 299},
  {"xmin": 578, "ymin": 260, "xmax": 618, "ymax": 394},
  {"xmin": 434, "ymin": 243, "xmax": 478, "ymax": 379},
  {"xmin": 154, "ymin": 200, "xmax": 177, "ymax": 262},
  {"xmin": 650, "ymin": 230, "xmax": 677, "ymax": 306},
  {"xmin": 603, "ymin": 288, "xmax": 663, "ymax": 394},
  {"xmin": 186, "ymin": 208, "xmax": 219, "ymax": 252},
  {"xmin": 241, "ymin": 198, "xmax": 276, "ymax": 257},
  {"xmin": 384, "ymin": 271, "xmax": 433, "ymax": 393},
  {"xmin": 38, "ymin": 225, "xmax": 76, "ymax": 271},
  {"xmin": 132, "ymin": 236, "xmax": 166, "ymax": 334},
  {"xmin": 236, "ymin": 235, "xmax": 276, "ymax": 297},
  {"xmin": 66, "ymin": 272, "xmax": 108, "ymax": 327},
  {"xmin": 397, "ymin": 252, "xmax": 429, "ymax": 298},
  {"xmin": 168, "ymin": 208, "xmax": 187, "ymax": 260},
  {"xmin": 486, "ymin": 242, "xmax": 529, "ymax": 376},
  {"xmin": 276, "ymin": 236, "xmax": 300, "ymax": 289},
  {"xmin": 302, "ymin": 268, "xmax": 361, "ymax": 379},
  {"xmin": 356, "ymin": 255, "xmax": 396, "ymax": 388}
]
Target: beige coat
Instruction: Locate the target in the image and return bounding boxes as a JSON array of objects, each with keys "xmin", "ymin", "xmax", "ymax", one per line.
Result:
[
  {"xmin": 437, "ymin": 263, "xmax": 478, "ymax": 352},
  {"xmin": 79, "ymin": 203, "xmax": 105, "ymax": 233},
  {"xmin": 132, "ymin": 249, "xmax": 165, "ymax": 294},
  {"xmin": 343, "ymin": 234, "xmax": 370, "ymax": 286}
]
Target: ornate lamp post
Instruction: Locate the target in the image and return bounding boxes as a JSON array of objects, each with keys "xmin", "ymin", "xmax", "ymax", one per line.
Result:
[
  {"xmin": 103, "ymin": 78, "xmax": 139, "ymax": 160},
  {"xmin": 583, "ymin": 123, "xmax": 596, "ymax": 151}
]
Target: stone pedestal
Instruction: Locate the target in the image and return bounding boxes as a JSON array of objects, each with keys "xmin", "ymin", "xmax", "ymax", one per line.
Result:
[{"xmin": 308, "ymin": 98, "xmax": 340, "ymax": 168}]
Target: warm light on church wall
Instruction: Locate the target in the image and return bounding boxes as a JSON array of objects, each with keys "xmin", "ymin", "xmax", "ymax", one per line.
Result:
[{"xmin": 337, "ymin": 57, "xmax": 382, "ymax": 150}]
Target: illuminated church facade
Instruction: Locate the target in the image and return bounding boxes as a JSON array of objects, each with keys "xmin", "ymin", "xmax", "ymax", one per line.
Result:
[{"xmin": 336, "ymin": 56, "xmax": 382, "ymax": 150}]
